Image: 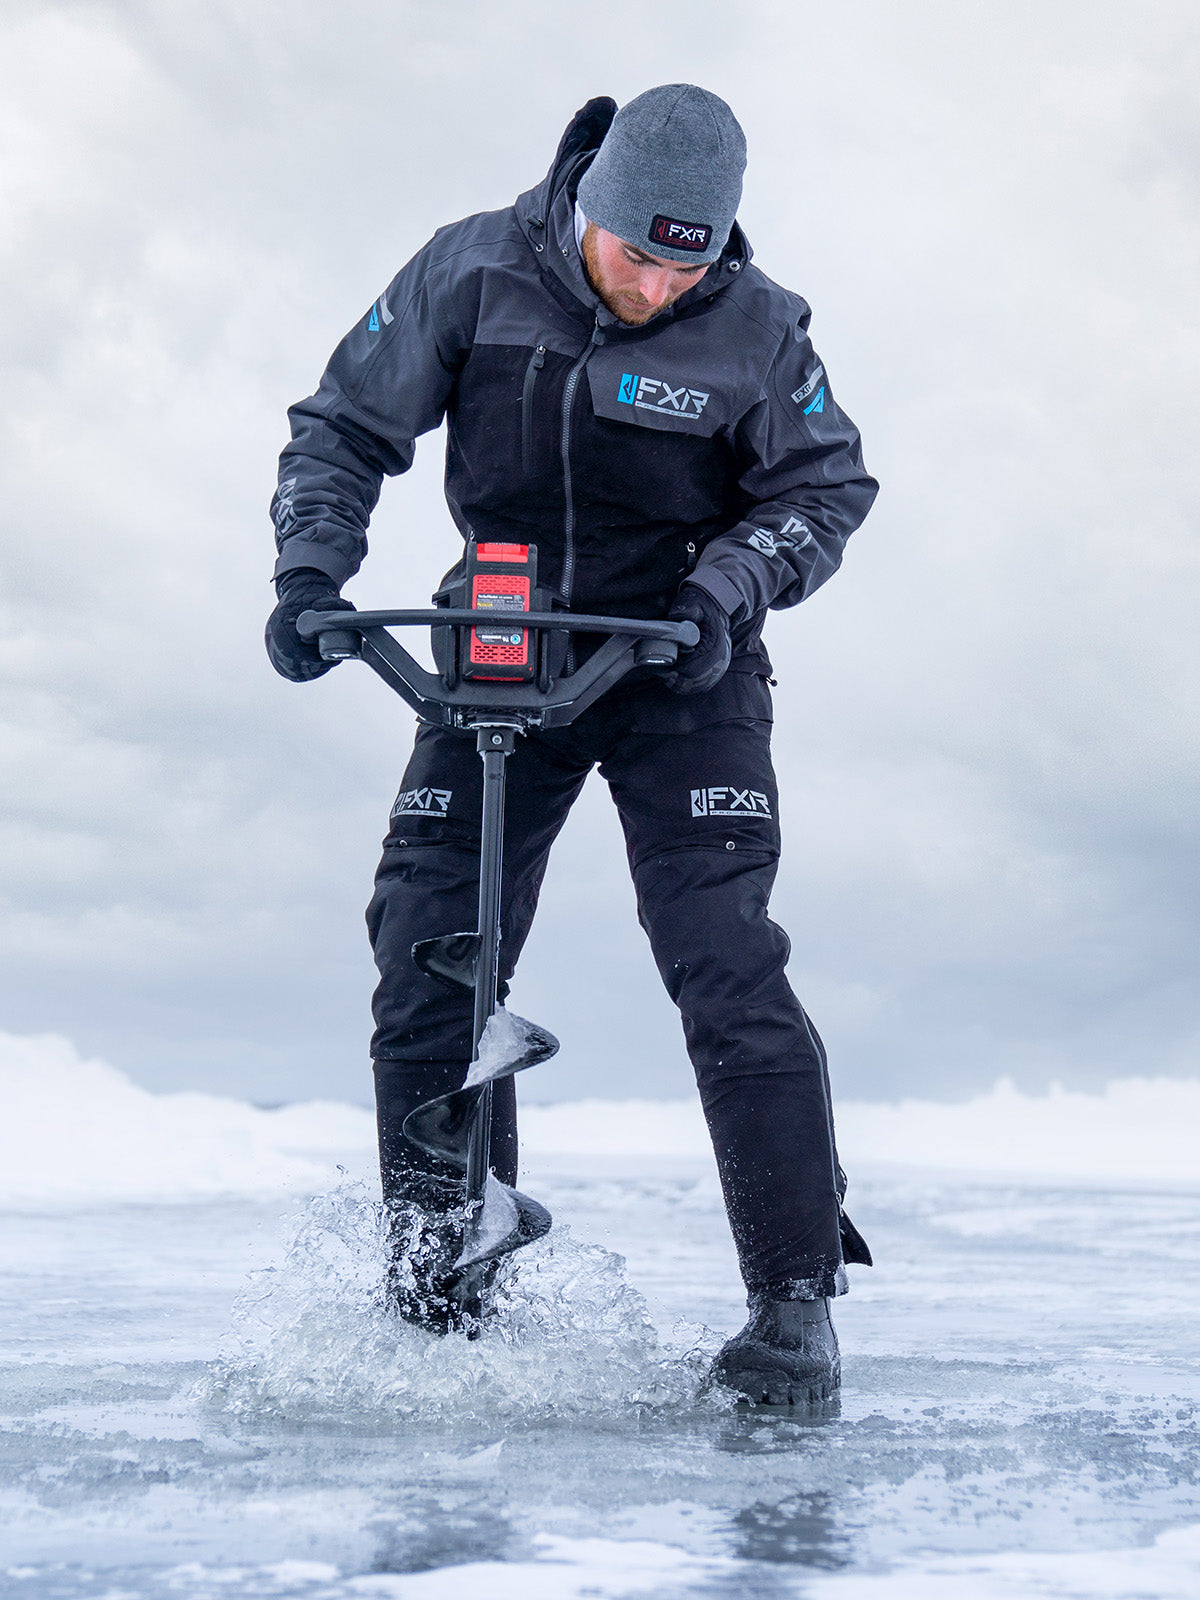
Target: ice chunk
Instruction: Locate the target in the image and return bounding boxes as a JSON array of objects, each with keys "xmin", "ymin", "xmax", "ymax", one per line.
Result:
[
  {"xmin": 455, "ymin": 1172, "xmax": 520, "ymax": 1268},
  {"xmin": 463, "ymin": 1009, "xmax": 540, "ymax": 1088}
]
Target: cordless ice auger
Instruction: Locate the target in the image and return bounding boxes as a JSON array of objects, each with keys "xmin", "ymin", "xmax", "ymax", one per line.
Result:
[{"xmin": 297, "ymin": 540, "xmax": 698, "ymax": 1320}]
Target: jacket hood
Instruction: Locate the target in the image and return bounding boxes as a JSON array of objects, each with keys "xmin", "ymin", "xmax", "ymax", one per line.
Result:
[
  {"xmin": 515, "ymin": 95, "xmax": 616, "ymax": 236},
  {"xmin": 514, "ymin": 96, "xmax": 752, "ymax": 325}
]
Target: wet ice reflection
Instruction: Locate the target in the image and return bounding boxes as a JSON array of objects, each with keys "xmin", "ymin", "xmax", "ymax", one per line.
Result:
[{"xmin": 0, "ymin": 1158, "xmax": 1198, "ymax": 1598}]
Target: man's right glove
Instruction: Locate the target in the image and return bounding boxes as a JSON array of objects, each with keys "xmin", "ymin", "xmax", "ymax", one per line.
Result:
[
  {"xmin": 664, "ymin": 582, "xmax": 733, "ymax": 696},
  {"xmin": 265, "ymin": 569, "xmax": 356, "ymax": 682}
]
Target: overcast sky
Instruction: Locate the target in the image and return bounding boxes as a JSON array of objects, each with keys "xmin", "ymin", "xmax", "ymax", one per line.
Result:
[{"xmin": 1, "ymin": 0, "xmax": 1197, "ymax": 1107}]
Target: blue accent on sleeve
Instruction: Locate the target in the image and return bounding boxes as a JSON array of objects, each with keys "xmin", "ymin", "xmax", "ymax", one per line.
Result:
[
  {"xmin": 803, "ymin": 386, "xmax": 825, "ymax": 415},
  {"xmin": 368, "ymin": 304, "xmax": 380, "ymax": 333}
]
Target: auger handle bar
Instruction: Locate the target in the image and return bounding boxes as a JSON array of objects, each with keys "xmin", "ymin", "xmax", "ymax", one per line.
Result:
[{"xmin": 295, "ymin": 607, "xmax": 700, "ymax": 731}]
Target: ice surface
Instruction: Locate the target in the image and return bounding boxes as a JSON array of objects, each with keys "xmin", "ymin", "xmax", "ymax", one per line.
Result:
[
  {"xmin": 71, "ymin": 1525, "xmax": 1199, "ymax": 1599},
  {"xmin": 2, "ymin": 1033, "xmax": 1200, "ymax": 1597}
]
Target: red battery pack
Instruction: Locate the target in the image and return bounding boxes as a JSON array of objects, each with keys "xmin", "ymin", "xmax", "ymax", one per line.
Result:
[{"xmin": 465, "ymin": 542, "xmax": 535, "ymax": 681}]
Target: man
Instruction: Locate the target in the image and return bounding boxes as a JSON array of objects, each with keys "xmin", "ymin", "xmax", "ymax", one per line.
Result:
[{"xmin": 267, "ymin": 86, "xmax": 878, "ymax": 1405}]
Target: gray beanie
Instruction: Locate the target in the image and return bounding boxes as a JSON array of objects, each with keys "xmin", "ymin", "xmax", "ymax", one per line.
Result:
[{"xmin": 576, "ymin": 84, "xmax": 746, "ymax": 265}]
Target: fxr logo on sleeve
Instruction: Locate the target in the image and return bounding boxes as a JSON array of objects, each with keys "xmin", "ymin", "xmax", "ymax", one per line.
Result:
[
  {"xmin": 790, "ymin": 365, "xmax": 825, "ymax": 407},
  {"xmin": 391, "ymin": 787, "xmax": 452, "ymax": 819},
  {"xmin": 273, "ymin": 476, "xmax": 297, "ymax": 535},
  {"xmin": 690, "ymin": 787, "xmax": 772, "ymax": 818},
  {"xmin": 366, "ymin": 289, "xmax": 394, "ymax": 334},
  {"xmin": 747, "ymin": 516, "xmax": 814, "ymax": 556}
]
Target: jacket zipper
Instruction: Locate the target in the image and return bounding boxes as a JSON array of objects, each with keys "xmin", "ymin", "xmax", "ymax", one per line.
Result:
[
  {"xmin": 559, "ymin": 320, "xmax": 604, "ymax": 606},
  {"xmin": 521, "ymin": 344, "xmax": 546, "ymax": 474}
]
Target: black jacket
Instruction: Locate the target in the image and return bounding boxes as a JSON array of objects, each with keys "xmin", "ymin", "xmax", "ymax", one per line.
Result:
[{"xmin": 272, "ymin": 97, "xmax": 878, "ymax": 662}]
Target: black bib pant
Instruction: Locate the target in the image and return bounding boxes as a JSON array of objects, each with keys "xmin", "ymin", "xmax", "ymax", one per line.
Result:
[{"xmin": 368, "ymin": 670, "xmax": 850, "ymax": 1301}]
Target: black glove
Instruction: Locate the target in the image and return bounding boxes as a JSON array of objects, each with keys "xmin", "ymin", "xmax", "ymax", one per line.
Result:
[
  {"xmin": 265, "ymin": 569, "xmax": 355, "ymax": 683},
  {"xmin": 664, "ymin": 583, "xmax": 733, "ymax": 695}
]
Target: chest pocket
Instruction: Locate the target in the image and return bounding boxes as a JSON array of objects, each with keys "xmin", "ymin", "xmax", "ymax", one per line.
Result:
[{"xmin": 587, "ymin": 353, "xmax": 729, "ymax": 439}]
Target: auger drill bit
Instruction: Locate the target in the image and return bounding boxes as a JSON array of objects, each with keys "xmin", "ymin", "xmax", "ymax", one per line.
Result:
[
  {"xmin": 401, "ymin": 993, "xmax": 556, "ymax": 1274},
  {"xmin": 401, "ymin": 723, "xmax": 556, "ymax": 1320}
]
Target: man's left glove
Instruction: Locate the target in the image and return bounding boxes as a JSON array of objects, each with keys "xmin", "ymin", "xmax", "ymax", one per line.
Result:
[
  {"xmin": 664, "ymin": 583, "xmax": 733, "ymax": 696},
  {"xmin": 265, "ymin": 568, "xmax": 356, "ymax": 683}
]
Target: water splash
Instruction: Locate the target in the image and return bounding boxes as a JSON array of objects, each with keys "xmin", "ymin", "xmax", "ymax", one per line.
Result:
[{"xmin": 203, "ymin": 1182, "xmax": 719, "ymax": 1423}]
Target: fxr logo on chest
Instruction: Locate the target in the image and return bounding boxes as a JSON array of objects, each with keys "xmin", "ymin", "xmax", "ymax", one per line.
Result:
[{"xmin": 618, "ymin": 373, "xmax": 710, "ymax": 417}]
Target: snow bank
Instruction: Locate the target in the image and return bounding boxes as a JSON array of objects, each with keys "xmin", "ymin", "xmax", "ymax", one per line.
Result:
[
  {"xmin": 520, "ymin": 1096, "xmax": 715, "ymax": 1160},
  {"xmin": 838, "ymin": 1075, "xmax": 1200, "ymax": 1185},
  {"xmin": 0, "ymin": 1031, "xmax": 375, "ymax": 1205},
  {"xmin": 522, "ymin": 1077, "xmax": 1200, "ymax": 1184},
  {"xmin": 0, "ymin": 1029, "xmax": 1197, "ymax": 1205}
]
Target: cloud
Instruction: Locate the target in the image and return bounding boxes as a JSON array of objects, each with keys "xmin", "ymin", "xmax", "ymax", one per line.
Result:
[{"xmin": 0, "ymin": 0, "xmax": 1196, "ymax": 1103}]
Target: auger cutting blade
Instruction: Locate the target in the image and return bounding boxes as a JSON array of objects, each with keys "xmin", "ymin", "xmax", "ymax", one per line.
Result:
[
  {"xmin": 401, "ymin": 1006, "xmax": 560, "ymax": 1297},
  {"xmin": 401, "ymin": 1009, "xmax": 559, "ymax": 1167},
  {"xmin": 401, "ymin": 1082, "xmax": 480, "ymax": 1170},
  {"xmin": 411, "ymin": 932, "xmax": 481, "ymax": 992},
  {"xmin": 463, "ymin": 1008, "xmax": 559, "ymax": 1084},
  {"xmin": 455, "ymin": 1175, "xmax": 553, "ymax": 1273}
]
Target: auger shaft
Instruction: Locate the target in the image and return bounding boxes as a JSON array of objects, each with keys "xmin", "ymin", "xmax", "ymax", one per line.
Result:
[{"xmin": 464, "ymin": 723, "xmax": 518, "ymax": 1205}]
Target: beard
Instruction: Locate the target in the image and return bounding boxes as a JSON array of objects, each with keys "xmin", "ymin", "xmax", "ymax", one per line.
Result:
[{"xmin": 580, "ymin": 223, "xmax": 684, "ymax": 326}]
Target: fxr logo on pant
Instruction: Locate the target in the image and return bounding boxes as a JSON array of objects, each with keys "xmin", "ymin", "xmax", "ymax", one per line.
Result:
[
  {"xmin": 690, "ymin": 787, "xmax": 772, "ymax": 818},
  {"xmin": 391, "ymin": 787, "xmax": 452, "ymax": 819}
]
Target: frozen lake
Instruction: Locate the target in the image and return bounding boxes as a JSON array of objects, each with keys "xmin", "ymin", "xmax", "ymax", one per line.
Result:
[{"xmin": 1, "ymin": 1042, "xmax": 1199, "ymax": 1598}]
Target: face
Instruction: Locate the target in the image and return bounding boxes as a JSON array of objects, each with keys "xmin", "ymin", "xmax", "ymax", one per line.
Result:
[{"xmin": 581, "ymin": 221, "xmax": 711, "ymax": 325}]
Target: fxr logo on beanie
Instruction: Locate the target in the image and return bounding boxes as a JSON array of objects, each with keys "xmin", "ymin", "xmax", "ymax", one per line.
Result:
[{"xmin": 650, "ymin": 215, "xmax": 712, "ymax": 254}]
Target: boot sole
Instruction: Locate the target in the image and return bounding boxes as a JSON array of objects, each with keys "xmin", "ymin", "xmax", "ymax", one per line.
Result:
[
  {"xmin": 721, "ymin": 1368, "xmax": 840, "ymax": 1408},
  {"xmin": 710, "ymin": 1347, "xmax": 841, "ymax": 1410}
]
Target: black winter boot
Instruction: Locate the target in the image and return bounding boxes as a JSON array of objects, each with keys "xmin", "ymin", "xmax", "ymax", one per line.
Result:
[{"xmin": 710, "ymin": 1295, "xmax": 841, "ymax": 1407}]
